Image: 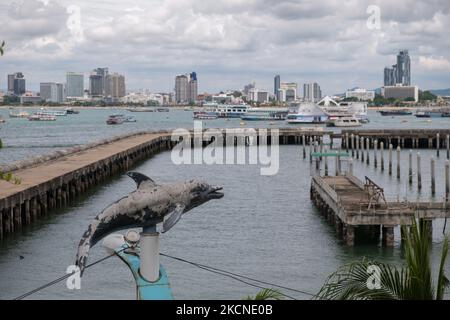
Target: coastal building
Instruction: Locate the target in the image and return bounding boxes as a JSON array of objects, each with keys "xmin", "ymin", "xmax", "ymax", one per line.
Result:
[
  {"xmin": 382, "ymin": 85, "xmax": 418, "ymax": 102},
  {"xmin": 383, "ymin": 50, "xmax": 411, "ymax": 86},
  {"xmin": 66, "ymin": 72, "xmax": 84, "ymax": 98},
  {"xmin": 40, "ymin": 82, "xmax": 64, "ymax": 103},
  {"xmin": 105, "ymin": 73, "xmax": 126, "ymax": 99},
  {"xmin": 175, "ymin": 72, "xmax": 197, "ymax": 104},
  {"xmin": 8, "ymin": 72, "xmax": 26, "ymax": 96},
  {"xmin": 345, "ymin": 88, "xmax": 375, "ymax": 101},
  {"xmin": 279, "ymin": 82, "xmax": 298, "ymax": 102},
  {"xmin": 274, "ymin": 75, "xmax": 280, "ymax": 100},
  {"xmin": 303, "ymin": 82, "xmax": 322, "ymax": 103},
  {"xmin": 248, "ymin": 88, "xmax": 269, "ymax": 103},
  {"xmin": 20, "ymin": 95, "xmax": 41, "ymax": 104}
]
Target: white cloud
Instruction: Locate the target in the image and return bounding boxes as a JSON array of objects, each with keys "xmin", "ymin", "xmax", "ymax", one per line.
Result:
[
  {"xmin": 419, "ymin": 56, "xmax": 450, "ymax": 71},
  {"xmin": 0, "ymin": 0, "xmax": 449, "ymax": 93}
]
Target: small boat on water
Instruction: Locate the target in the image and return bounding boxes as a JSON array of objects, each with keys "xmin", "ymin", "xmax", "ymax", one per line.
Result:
[
  {"xmin": 28, "ymin": 114, "xmax": 56, "ymax": 121},
  {"xmin": 156, "ymin": 108, "xmax": 170, "ymax": 112},
  {"xmin": 65, "ymin": 108, "xmax": 80, "ymax": 114},
  {"xmin": 240, "ymin": 108, "xmax": 288, "ymax": 121},
  {"xmin": 379, "ymin": 109, "xmax": 412, "ymax": 116},
  {"xmin": 0, "ymin": 116, "xmax": 5, "ymax": 123},
  {"xmin": 415, "ymin": 110, "xmax": 450, "ymax": 118},
  {"xmin": 126, "ymin": 107, "xmax": 154, "ymax": 112},
  {"xmin": 9, "ymin": 110, "xmax": 30, "ymax": 118},
  {"xmin": 326, "ymin": 116, "xmax": 362, "ymax": 127},
  {"xmin": 35, "ymin": 108, "xmax": 67, "ymax": 116},
  {"xmin": 106, "ymin": 114, "xmax": 125, "ymax": 125},
  {"xmin": 207, "ymin": 104, "xmax": 249, "ymax": 118},
  {"xmin": 193, "ymin": 111, "xmax": 218, "ymax": 120}
]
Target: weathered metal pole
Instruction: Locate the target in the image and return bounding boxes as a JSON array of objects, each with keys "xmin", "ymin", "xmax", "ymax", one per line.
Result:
[
  {"xmin": 389, "ymin": 144, "xmax": 393, "ymax": 175},
  {"xmin": 140, "ymin": 226, "xmax": 160, "ymax": 282},
  {"xmin": 417, "ymin": 152, "xmax": 422, "ymax": 191},
  {"xmin": 397, "ymin": 146, "xmax": 401, "ymax": 179},
  {"xmin": 431, "ymin": 156, "xmax": 435, "ymax": 196}
]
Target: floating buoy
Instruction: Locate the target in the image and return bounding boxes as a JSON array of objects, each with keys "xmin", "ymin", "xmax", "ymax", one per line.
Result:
[{"xmin": 240, "ymin": 121, "xmax": 245, "ymax": 126}]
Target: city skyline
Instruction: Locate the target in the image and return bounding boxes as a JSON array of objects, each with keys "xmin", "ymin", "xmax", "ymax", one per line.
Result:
[{"xmin": 0, "ymin": 0, "xmax": 449, "ymax": 94}]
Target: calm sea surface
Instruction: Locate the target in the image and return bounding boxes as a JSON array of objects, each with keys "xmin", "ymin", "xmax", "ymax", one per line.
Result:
[{"xmin": 0, "ymin": 108, "xmax": 449, "ymax": 299}]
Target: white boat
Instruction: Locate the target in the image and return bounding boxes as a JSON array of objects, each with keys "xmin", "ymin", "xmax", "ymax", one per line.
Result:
[
  {"xmin": 28, "ymin": 114, "xmax": 56, "ymax": 121},
  {"xmin": 127, "ymin": 107, "xmax": 154, "ymax": 112},
  {"xmin": 206, "ymin": 103, "xmax": 249, "ymax": 118},
  {"xmin": 0, "ymin": 116, "xmax": 5, "ymax": 123},
  {"xmin": 326, "ymin": 116, "xmax": 362, "ymax": 127},
  {"xmin": 36, "ymin": 108, "xmax": 67, "ymax": 116},
  {"xmin": 318, "ymin": 96, "xmax": 369, "ymax": 122},
  {"xmin": 193, "ymin": 111, "xmax": 218, "ymax": 120},
  {"xmin": 241, "ymin": 107, "xmax": 288, "ymax": 121},
  {"xmin": 286, "ymin": 102, "xmax": 328, "ymax": 124},
  {"xmin": 9, "ymin": 110, "xmax": 30, "ymax": 118}
]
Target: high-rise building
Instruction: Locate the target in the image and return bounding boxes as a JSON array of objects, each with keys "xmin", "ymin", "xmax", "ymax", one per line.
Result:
[
  {"xmin": 383, "ymin": 50, "xmax": 411, "ymax": 86},
  {"xmin": 66, "ymin": 72, "xmax": 84, "ymax": 98},
  {"xmin": 7, "ymin": 74, "xmax": 15, "ymax": 93},
  {"xmin": 8, "ymin": 72, "xmax": 26, "ymax": 95},
  {"xmin": 187, "ymin": 72, "xmax": 198, "ymax": 103},
  {"xmin": 345, "ymin": 88, "xmax": 375, "ymax": 101},
  {"xmin": 105, "ymin": 73, "xmax": 126, "ymax": 99},
  {"xmin": 384, "ymin": 66, "xmax": 397, "ymax": 86},
  {"xmin": 303, "ymin": 82, "xmax": 322, "ymax": 103},
  {"xmin": 274, "ymin": 75, "xmax": 280, "ymax": 100},
  {"xmin": 89, "ymin": 68, "xmax": 109, "ymax": 97},
  {"xmin": 248, "ymin": 88, "xmax": 269, "ymax": 103},
  {"xmin": 40, "ymin": 82, "xmax": 64, "ymax": 103},
  {"xmin": 397, "ymin": 50, "xmax": 411, "ymax": 86},
  {"xmin": 175, "ymin": 74, "xmax": 189, "ymax": 103}
]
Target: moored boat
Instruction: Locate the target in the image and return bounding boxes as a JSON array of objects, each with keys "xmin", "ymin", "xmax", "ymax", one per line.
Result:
[
  {"xmin": 193, "ymin": 111, "xmax": 218, "ymax": 120},
  {"xmin": 286, "ymin": 102, "xmax": 328, "ymax": 124},
  {"xmin": 326, "ymin": 116, "xmax": 362, "ymax": 127},
  {"xmin": 28, "ymin": 114, "xmax": 56, "ymax": 121},
  {"xmin": 415, "ymin": 110, "xmax": 450, "ymax": 118},
  {"xmin": 207, "ymin": 104, "xmax": 249, "ymax": 118},
  {"xmin": 106, "ymin": 114, "xmax": 125, "ymax": 125},
  {"xmin": 126, "ymin": 107, "xmax": 154, "ymax": 112},
  {"xmin": 37, "ymin": 108, "xmax": 67, "ymax": 116},
  {"xmin": 379, "ymin": 109, "xmax": 412, "ymax": 116},
  {"xmin": 66, "ymin": 108, "xmax": 80, "ymax": 114},
  {"xmin": 240, "ymin": 107, "xmax": 288, "ymax": 121}
]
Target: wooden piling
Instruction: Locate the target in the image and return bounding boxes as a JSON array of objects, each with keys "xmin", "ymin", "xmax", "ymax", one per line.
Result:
[
  {"xmin": 380, "ymin": 142, "xmax": 384, "ymax": 171},
  {"xmin": 447, "ymin": 134, "xmax": 450, "ymax": 159},
  {"xmin": 445, "ymin": 160, "xmax": 449, "ymax": 202},
  {"xmin": 351, "ymin": 133, "xmax": 354, "ymax": 157},
  {"xmin": 335, "ymin": 151, "xmax": 339, "ymax": 176},
  {"xmin": 356, "ymin": 135, "xmax": 359, "ymax": 160},
  {"xmin": 396, "ymin": 146, "xmax": 401, "ymax": 179},
  {"xmin": 389, "ymin": 144, "xmax": 393, "ymax": 175},
  {"xmin": 409, "ymin": 150, "xmax": 413, "ymax": 185},
  {"xmin": 437, "ymin": 133, "xmax": 440, "ymax": 157},
  {"xmin": 373, "ymin": 140, "xmax": 378, "ymax": 168},
  {"xmin": 417, "ymin": 152, "xmax": 422, "ymax": 191},
  {"xmin": 348, "ymin": 157, "xmax": 353, "ymax": 175},
  {"xmin": 361, "ymin": 137, "xmax": 365, "ymax": 163},
  {"xmin": 302, "ymin": 135, "xmax": 306, "ymax": 159},
  {"xmin": 431, "ymin": 156, "xmax": 435, "ymax": 196},
  {"xmin": 366, "ymin": 138, "xmax": 370, "ymax": 165}
]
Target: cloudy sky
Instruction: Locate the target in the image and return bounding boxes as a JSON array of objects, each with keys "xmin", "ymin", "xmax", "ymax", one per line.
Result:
[{"xmin": 0, "ymin": 0, "xmax": 449, "ymax": 95}]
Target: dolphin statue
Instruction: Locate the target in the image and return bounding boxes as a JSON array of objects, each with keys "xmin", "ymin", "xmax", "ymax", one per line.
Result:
[{"xmin": 75, "ymin": 172, "xmax": 223, "ymax": 275}]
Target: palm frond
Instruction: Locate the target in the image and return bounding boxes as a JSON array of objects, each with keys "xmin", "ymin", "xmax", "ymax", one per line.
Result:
[
  {"xmin": 0, "ymin": 41, "xmax": 4, "ymax": 56},
  {"xmin": 244, "ymin": 288, "xmax": 284, "ymax": 300},
  {"xmin": 436, "ymin": 236, "xmax": 449, "ymax": 300}
]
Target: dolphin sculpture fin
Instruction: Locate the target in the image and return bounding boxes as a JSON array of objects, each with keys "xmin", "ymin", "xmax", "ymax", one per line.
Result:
[
  {"xmin": 127, "ymin": 172, "xmax": 156, "ymax": 188},
  {"xmin": 162, "ymin": 204, "xmax": 185, "ymax": 233}
]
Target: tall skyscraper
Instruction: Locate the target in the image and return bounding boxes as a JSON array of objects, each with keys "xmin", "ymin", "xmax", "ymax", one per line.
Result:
[
  {"xmin": 279, "ymin": 82, "xmax": 298, "ymax": 102},
  {"xmin": 40, "ymin": 82, "xmax": 64, "ymax": 103},
  {"xmin": 105, "ymin": 73, "xmax": 126, "ymax": 99},
  {"xmin": 188, "ymin": 72, "xmax": 198, "ymax": 103},
  {"xmin": 12, "ymin": 72, "xmax": 26, "ymax": 96},
  {"xmin": 303, "ymin": 82, "xmax": 322, "ymax": 103},
  {"xmin": 383, "ymin": 50, "xmax": 411, "ymax": 86},
  {"xmin": 274, "ymin": 75, "xmax": 280, "ymax": 100},
  {"xmin": 89, "ymin": 68, "xmax": 109, "ymax": 97},
  {"xmin": 66, "ymin": 72, "xmax": 84, "ymax": 98},
  {"xmin": 396, "ymin": 50, "xmax": 410, "ymax": 86},
  {"xmin": 175, "ymin": 74, "xmax": 189, "ymax": 103},
  {"xmin": 7, "ymin": 74, "xmax": 15, "ymax": 93}
]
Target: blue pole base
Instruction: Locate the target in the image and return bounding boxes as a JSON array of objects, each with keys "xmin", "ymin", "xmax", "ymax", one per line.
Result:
[{"xmin": 115, "ymin": 245, "xmax": 173, "ymax": 300}]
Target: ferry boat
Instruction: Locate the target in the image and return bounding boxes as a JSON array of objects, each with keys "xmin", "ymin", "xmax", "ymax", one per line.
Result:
[
  {"xmin": 415, "ymin": 110, "xmax": 450, "ymax": 118},
  {"xmin": 379, "ymin": 109, "xmax": 412, "ymax": 116},
  {"xmin": 9, "ymin": 110, "xmax": 30, "ymax": 118},
  {"xmin": 35, "ymin": 108, "xmax": 67, "ymax": 117},
  {"xmin": 106, "ymin": 114, "xmax": 125, "ymax": 125},
  {"xmin": 193, "ymin": 111, "xmax": 218, "ymax": 120},
  {"xmin": 207, "ymin": 104, "xmax": 249, "ymax": 118},
  {"xmin": 156, "ymin": 108, "xmax": 170, "ymax": 112},
  {"xmin": 326, "ymin": 116, "xmax": 362, "ymax": 127},
  {"xmin": 286, "ymin": 103, "xmax": 328, "ymax": 124},
  {"xmin": 318, "ymin": 97, "xmax": 369, "ymax": 122},
  {"xmin": 240, "ymin": 108, "xmax": 288, "ymax": 121},
  {"xmin": 28, "ymin": 114, "xmax": 56, "ymax": 121},
  {"xmin": 126, "ymin": 107, "xmax": 154, "ymax": 112}
]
